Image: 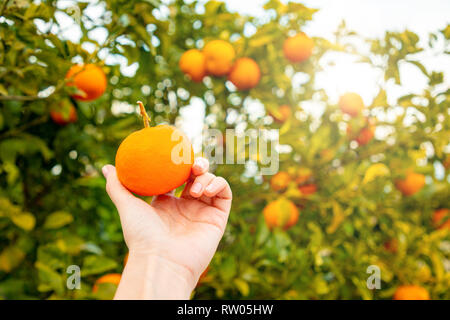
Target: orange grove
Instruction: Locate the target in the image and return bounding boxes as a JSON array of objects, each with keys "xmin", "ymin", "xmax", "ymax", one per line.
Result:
[
  {"xmin": 263, "ymin": 198, "xmax": 299, "ymax": 230},
  {"xmin": 432, "ymin": 208, "xmax": 450, "ymax": 230},
  {"xmin": 65, "ymin": 64, "xmax": 107, "ymax": 101},
  {"xmin": 283, "ymin": 33, "xmax": 314, "ymax": 63},
  {"xmin": 179, "ymin": 49, "xmax": 207, "ymax": 82},
  {"xmin": 395, "ymin": 172, "xmax": 425, "ymax": 196},
  {"xmin": 339, "ymin": 92, "xmax": 364, "ymax": 117},
  {"xmin": 393, "ymin": 285, "xmax": 430, "ymax": 300},
  {"xmin": 270, "ymin": 171, "xmax": 291, "ymax": 191},
  {"xmin": 50, "ymin": 103, "xmax": 77, "ymax": 125},
  {"xmin": 228, "ymin": 57, "xmax": 261, "ymax": 90},
  {"xmin": 92, "ymin": 273, "xmax": 122, "ymax": 293},
  {"xmin": 203, "ymin": 40, "xmax": 235, "ymax": 76}
]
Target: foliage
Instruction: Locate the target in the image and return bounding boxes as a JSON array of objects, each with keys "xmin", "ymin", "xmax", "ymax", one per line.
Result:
[{"xmin": 0, "ymin": 0, "xmax": 449, "ymax": 299}]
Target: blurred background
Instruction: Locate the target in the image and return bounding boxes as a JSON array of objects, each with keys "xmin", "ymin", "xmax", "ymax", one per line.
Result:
[{"xmin": 0, "ymin": 0, "xmax": 449, "ymax": 299}]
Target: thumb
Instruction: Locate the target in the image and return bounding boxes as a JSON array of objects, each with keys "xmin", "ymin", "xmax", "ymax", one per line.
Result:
[{"xmin": 102, "ymin": 165, "xmax": 135, "ymax": 210}]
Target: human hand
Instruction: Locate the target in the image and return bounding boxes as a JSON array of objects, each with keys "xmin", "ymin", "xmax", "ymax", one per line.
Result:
[{"xmin": 102, "ymin": 157, "xmax": 232, "ymax": 299}]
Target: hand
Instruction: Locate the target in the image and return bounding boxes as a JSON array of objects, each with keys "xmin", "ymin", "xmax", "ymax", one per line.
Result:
[{"xmin": 102, "ymin": 157, "xmax": 232, "ymax": 299}]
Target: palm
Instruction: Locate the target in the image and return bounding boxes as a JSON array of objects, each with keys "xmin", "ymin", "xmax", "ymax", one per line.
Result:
[{"xmin": 119, "ymin": 185, "xmax": 231, "ymax": 279}]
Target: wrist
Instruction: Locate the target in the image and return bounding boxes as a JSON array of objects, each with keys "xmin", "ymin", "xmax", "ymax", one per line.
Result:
[{"xmin": 115, "ymin": 251, "xmax": 195, "ymax": 300}]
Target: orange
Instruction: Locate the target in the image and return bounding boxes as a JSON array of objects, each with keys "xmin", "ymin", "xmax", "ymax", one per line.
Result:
[
  {"xmin": 298, "ymin": 183, "xmax": 317, "ymax": 196},
  {"xmin": 66, "ymin": 64, "xmax": 107, "ymax": 101},
  {"xmin": 270, "ymin": 171, "xmax": 291, "ymax": 191},
  {"xmin": 179, "ymin": 49, "xmax": 207, "ymax": 82},
  {"xmin": 393, "ymin": 285, "xmax": 430, "ymax": 300},
  {"xmin": 383, "ymin": 238, "xmax": 398, "ymax": 253},
  {"xmin": 202, "ymin": 40, "xmax": 235, "ymax": 76},
  {"xmin": 339, "ymin": 92, "xmax": 364, "ymax": 117},
  {"xmin": 283, "ymin": 33, "xmax": 314, "ymax": 63},
  {"xmin": 263, "ymin": 198, "xmax": 299, "ymax": 230},
  {"xmin": 432, "ymin": 208, "xmax": 450, "ymax": 230},
  {"xmin": 444, "ymin": 155, "xmax": 450, "ymax": 169},
  {"xmin": 197, "ymin": 266, "xmax": 210, "ymax": 287},
  {"xmin": 395, "ymin": 171, "xmax": 425, "ymax": 196},
  {"xmin": 115, "ymin": 102, "xmax": 194, "ymax": 196},
  {"xmin": 228, "ymin": 57, "xmax": 261, "ymax": 90},
  {"xmin": 347, "ymin": 119, "xmax": 375, "ymax": 146},
  {"xmin": 270, "ymin": 105, "xmax": 292, "ymax": 123},
  {"xmin": 50, "ymin": 103, "xmax": 77, "ymax": 125},
  {"xmin": 92, "ymin": 273, "xmax": 121, "ymax": 293}
]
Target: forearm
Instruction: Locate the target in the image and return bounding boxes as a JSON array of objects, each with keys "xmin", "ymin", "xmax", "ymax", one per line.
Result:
[{"xmin": 114, "ymin": 252, "xmax": 195, "ymax": 300}]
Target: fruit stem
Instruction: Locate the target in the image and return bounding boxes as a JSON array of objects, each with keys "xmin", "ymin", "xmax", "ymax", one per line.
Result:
[{"xmin": 137, "ymin": 101, "xmax": 150, "ymax": 128}]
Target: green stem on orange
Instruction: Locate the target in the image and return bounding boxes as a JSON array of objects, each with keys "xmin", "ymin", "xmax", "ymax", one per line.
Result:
[{"xmin": 137, "ymin": 101, "xmax": 150, "ymax": 128}]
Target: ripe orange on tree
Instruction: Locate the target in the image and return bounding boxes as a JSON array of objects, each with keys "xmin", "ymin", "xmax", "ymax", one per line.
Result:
[
  {"xmin": 228, "ymin": 57, "xmax": 261, "ymax": 90},
  {"xmin": 270, "ymin": 105, "xmax": 292, "ymax": 123},
  {"xmin": 432, "ymin": 208, "xmax": 450, "ymax": 230},
  {"xmin": 298, "ymin": 183, "xmax": 317, "ymax": 196},
  {"xmin": 347, "ymin": 119, "xmax": 375, "ymax": 146},
  {"xmin": 202, "ymin": 40, "xmax": 235, "ymax": 76},
  {"xmin": 339, "ymin": 92, "xmax": 364, "ymax": 117},
  {"xmin": 283, "ymin": 33, "xmax": 314, "ymax": 63},
  {"xmin": 393, "ymin": 285, "xmax": 430, "ymax": 300},
  {"xmin": 263, "ymin": 197, "xmax": 299, "ymax": 230},
  {"xmin": 50, "ymin": 102, "xmax": 77, "ymax": 125},
  {"xmin": 395, "ymin": 171, "xmax": 426, "ymax": 196},
  {"xmin": 92, "ymin": 273, "xmax": 122, "ymax": 293},
  {"xmin": 115, "ymin": 102, "xmax": 194, "ymax": 196},
  {"xmin": 383, "ymin": 238, "xmax": 398, "ymax": 253},
  {"xmin": 270, "ymin": 171, "xmax": 291, "ymax": 191},
  {"xmin": 65, "ymin": 64, "xmax": 107, "ymax": 101},
  {"xmin": 179, "ymin": 49, "xmax": 207, "ymax": 82}
]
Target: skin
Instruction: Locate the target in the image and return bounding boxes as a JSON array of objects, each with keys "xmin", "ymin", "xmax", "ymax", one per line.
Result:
[{"xmin": 102, "ymin": 157, "xmax": 232, "ymax": 300}]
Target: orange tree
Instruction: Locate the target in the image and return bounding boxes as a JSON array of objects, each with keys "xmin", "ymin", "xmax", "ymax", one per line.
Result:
[{"xmin": 0, "ymin": 0, "xmax": 449, "ymax": 299}]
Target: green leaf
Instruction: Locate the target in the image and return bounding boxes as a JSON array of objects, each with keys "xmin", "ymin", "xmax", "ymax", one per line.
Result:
[
  {"xmin": 43, "ymin": 211, "xmax": 74, "ymax": 229},
  {"xmin": 233, "ymin": 279, "xmax": 250, "ymax": 296},
  {"xmin": 82, "ymin": 255, "xmax": 118, "ymax": 276},
  {"xmin": 0, "ymin": 246, "xmax": 25, "ymax": 273},
  {"xmin": 11, "ymin": 212, "xmax": 36, "ymax": 231}
]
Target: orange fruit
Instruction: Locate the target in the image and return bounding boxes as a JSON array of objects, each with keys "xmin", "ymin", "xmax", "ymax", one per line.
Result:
[
  {"xmin": 179, "ymin": 49, "xmax": 207, "ymax": 82},
  {"xmin": 65, "ymin": 64, "xmax": 107, "ymax": 101},
  {"xmin": 270, "ymin": 171, "xmax": 291, "ymax": 191},
  {"xmin": 393, "ymin": 285, "xmax": 430, "ymax": 300},
  {"xmin": 270, "ymin": 105, "xmax": 292, "ymax": 123},
  {"xmin": 298, "ymin": 183, "xmax": 317, "ymax": 196},
  {"xmin": 92, "ymin": 273, "xmax": 121, "ymax": 293},
  {"xmin": 383, "ymin": 238, "xmax": 398, "ymax": 253},
  {"xmin": 263, "ymin": 198, "xmax": 299, "ymax": 230},
  {"xmin": 395, "ymin": 172, "xmax": 425, "ymax": 196},
  {"xmin": 444, "ymin": 155, "xmax": 450, "ymax": 169},
  {"xmin": 432, "ymin": 208, "xmax": 450, "ymax": 230},
  {"xmin": 50, "ymin": 103, "xmax": 77, "ymax": 125},
  {"xmin": 202, "ymin": 40, "xmax": 235, "ymax": 76},
  {"xmin": 347, "ymin": 119, "xmax": 375, "ymax": 146},
  {"xmin": 339, "ymin": 92, "xmax": 364, "ymax": 117},
  {"xmin": 115, "ymin": 102, "xmax": 194, "ymax": 196},
  {"xmin": 228, "ymin": 57, "xmax": 261, "ymax": 90},
  {"xmin": 283, "ymin": 33, "xmax": 314, "ymax": 63},
  {"xmin": 295, "ymin": 167, "xmax": 313, "ymax": 185}
]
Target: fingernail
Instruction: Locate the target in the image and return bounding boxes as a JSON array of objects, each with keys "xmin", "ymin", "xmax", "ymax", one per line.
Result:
[
  {"xmin": 191, "ymin": 182, "xmax": 202, "ymax": 194},
  {"xmin": 205, "ymin": 184, "xmax": 215, "ymax": 193},
  {"xmin": 102, "ymin": 165, "xmax": 109, "ymax": 178},
  {"xmin": 196, "ymin": 158, "xmax": 206, "ymax": 169}
]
